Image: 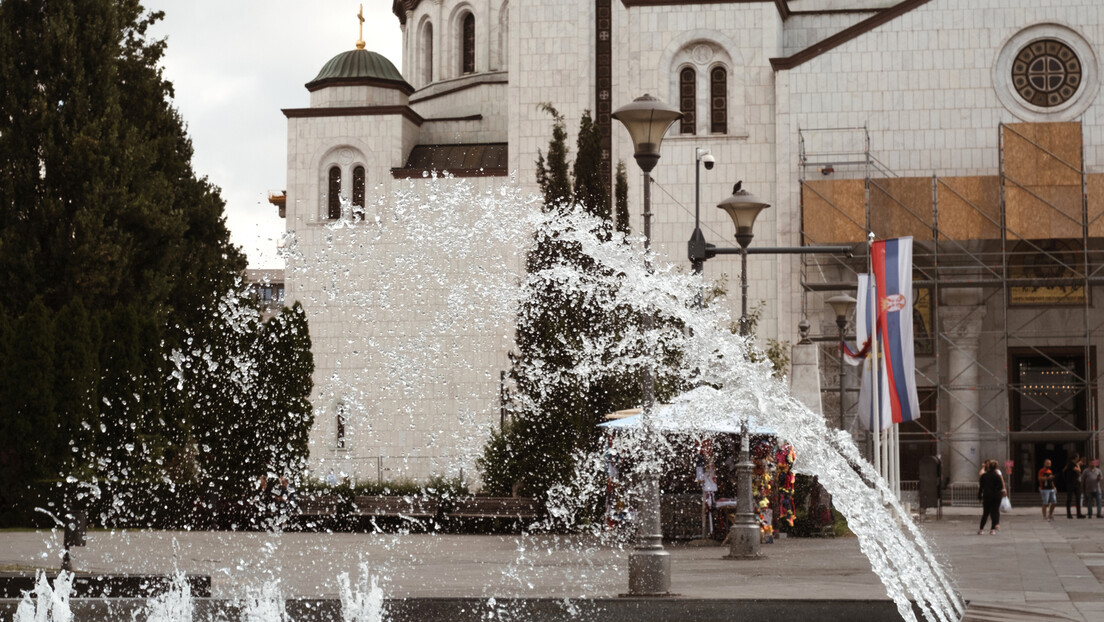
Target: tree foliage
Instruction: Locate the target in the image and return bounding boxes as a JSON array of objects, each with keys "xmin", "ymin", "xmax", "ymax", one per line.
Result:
[
  {"xmin": 480, "ymin": 108, "xmax": 639, "ymax": 500},
  {"xmin": 615, "ymin": 160, "xmax": 630, "ymax": 237},
  {"xmin": 534, "ymin": 104, "xmax": 572, "ymax": 209},
  {"xmin": 0, "ymin": 1, "xmax": 314, "ymax": 527}
]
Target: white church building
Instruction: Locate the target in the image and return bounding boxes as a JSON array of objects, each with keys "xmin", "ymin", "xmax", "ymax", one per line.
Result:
[{"xmin": 278, "ymin": 0, "xmax": 1104, "ymax": 493}]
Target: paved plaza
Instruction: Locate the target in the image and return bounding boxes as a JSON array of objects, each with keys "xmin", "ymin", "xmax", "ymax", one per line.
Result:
[{"xmin": 0, "ymin": 506, "xmax": 1102, "ymax": 620}]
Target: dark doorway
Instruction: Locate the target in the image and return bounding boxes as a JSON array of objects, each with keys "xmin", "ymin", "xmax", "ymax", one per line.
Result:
[
  {"xmin": 1011, "ymin": 441, "xmax": 1085, "ymax": 494},
  {"xmin": 1010, "ymin": 348, "xmax": 1090, "ymax": 433},
  {"xmin": 1009, "ymin": 347, "xmax": 1094, "ymax": 493}
]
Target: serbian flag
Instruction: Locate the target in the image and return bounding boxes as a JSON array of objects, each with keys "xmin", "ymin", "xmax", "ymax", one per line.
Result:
[{"xmin": 859, "ymin": 237, "xmax": 920, "ymax": 429}]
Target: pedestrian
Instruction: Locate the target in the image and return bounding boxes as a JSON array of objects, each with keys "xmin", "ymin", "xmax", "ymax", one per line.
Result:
[
  {"xmin": 978, "ymin": 461, "xmax": 1005, "ymax": 534},
  {"xmin": 1082, "ymin": 459, "xmax": 1103, "ymax": 519},
  {"xmin": 1038, "ymin": 459, "xmax": 1056, "ymax": 521},
  {"xmin": 1063, "ymin": 454, "xmax": 1085, "ymax": 519}
]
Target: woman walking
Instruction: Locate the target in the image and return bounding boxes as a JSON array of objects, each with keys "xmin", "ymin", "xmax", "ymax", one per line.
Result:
[{"xmin": 978, "ymin": 460, "xmax": 1006, "ymax": 534}]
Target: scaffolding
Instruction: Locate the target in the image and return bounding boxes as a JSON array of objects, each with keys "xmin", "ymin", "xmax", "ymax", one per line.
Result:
[{"xmin": 797, "ymin": 123, "xmax": 1103, "ymax": 490}]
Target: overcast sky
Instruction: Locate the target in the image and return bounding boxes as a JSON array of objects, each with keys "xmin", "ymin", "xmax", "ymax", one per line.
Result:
[{"xmin": 145, "ymin": 1, "xmax": 403, "ymax": 268}]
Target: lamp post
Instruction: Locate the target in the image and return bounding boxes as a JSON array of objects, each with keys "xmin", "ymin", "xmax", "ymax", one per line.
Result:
[
  {"xmin": 612, "ymin": 93, "xmax": 682, "ymax": 596},
  {"xmin": 716, "ymin": 183, "xmax": 770, "ymax": 560},
  {"xmin": 716, "ymin": 183, "xmax": 770, "ymax": 338},
  {"xmin": 827, "ymin": 294, "xmax": 857, "ymax": 430}
]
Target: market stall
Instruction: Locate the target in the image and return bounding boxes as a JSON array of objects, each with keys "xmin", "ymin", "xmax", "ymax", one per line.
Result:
[{"xmin": 598, "ymin": 391, "xmax": 795, "ymax": 543}]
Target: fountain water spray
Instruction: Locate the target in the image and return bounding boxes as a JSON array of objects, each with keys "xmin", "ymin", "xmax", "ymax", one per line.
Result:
[
  {"xmin": 13, "ymin": 174, "xmax": 964, "ymax": 622},
  {"xmin": 281, "ymin": 175, "xmax": 964, "ymax": 622}
]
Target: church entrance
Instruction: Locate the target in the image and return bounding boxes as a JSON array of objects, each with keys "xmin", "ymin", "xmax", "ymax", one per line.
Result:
[{"xmin": 1008, "ymin": 348, "xmax": 1094, "ymax": 493}]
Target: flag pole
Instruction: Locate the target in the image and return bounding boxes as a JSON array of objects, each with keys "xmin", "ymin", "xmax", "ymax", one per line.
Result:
[
  {"xmin": 893, "ymin": 425, "xmax": 901, "ymax": 498},
  {"xmin": 868, "ymin": 232, "xmax": 881, "ymax": 479}
]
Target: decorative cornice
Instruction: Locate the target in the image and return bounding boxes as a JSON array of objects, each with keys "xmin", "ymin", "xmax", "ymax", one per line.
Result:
[
  {"xmin": 423, "ymin": 114, "xmax": 483, "ymax": 123},
  {"xmin": 305, "ymin": 76, "xmax": 415, "ymax": 96},
  {"xmin": 392, "ymin": 0, "xmax": 420, "ymax": 25},
  {"xmin": 282, "ymin": 105, "xmax": 425, "ymax": 126},
  {"xmin": 770, "ymin": 0, "xmax": 933, "ymax": 71},
  {"xmin": 391, "ymin": 167, "xmax": 508, "ymax": 179}
]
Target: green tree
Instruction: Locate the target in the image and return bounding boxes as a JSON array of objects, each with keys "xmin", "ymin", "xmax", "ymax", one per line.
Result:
[
  {"xmin": 96, "ymin": 305, "xmax": 145, "ymax": 481},
  {"xmin": 53, "ymin": 298, "xmax": 100, "ymax": 478},
  {"xmin": 481, "ymin": 109, "xmax": 640, "ymax": 500},
  {"xmin": 0, "ymin": 306, "xmax": 17, "ymax": 521},
  {"xmin": 258, "ymin": 302, "xmax": 316, "ymax": 478},
  {"xmin": 572, "ymin": 111, "xmax": 610, "ymax": 226},
  {"xmin": 5, "ymin": 301, "xmax": 58, "ymax": 484},
  {"xmin": 534, "ymin": 104, "xmax": 572, "ymax": 209},
  {"xmin": 0, "ymin": 0, "xmax": 245, "ymax": 317},
  {"xmin": 0, "ymin": 0, "xmax": 260, "ymax": 524},
  {"xmin": 614, "ymin": 160, "xmax": 630, "ymax": 236},
  {"xmin": 188, "ymin": 295, "xmax": 263, "ymax": 500}
]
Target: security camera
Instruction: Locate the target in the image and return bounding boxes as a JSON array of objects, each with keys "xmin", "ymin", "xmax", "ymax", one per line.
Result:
[{"xmin": 702, "ymin": 154, "xmax": 715, "ymax": 170}]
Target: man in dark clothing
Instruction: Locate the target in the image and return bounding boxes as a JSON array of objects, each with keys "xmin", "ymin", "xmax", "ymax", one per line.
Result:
[
  {"xmin": 978, "ymin": 460, "xmax": 1005, "ymax": 534},
  {"xmin": 1064, "ymin": 455, "xmax": 1085, "ymax": 519}
]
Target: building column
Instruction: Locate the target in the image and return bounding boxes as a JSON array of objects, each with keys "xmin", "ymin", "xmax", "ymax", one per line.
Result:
[
  {"xmin": 941, "ymin": 300, "xmax": 986, "ymax": 485},
  {"xmin": 789, "ymin": 334, "xmax": 824, "ymax": 422}
]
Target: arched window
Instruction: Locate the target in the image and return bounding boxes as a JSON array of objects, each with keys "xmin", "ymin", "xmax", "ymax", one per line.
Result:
[
  {"xmin": 461, "ymin": 13, "xmax": 475, "ymax": 74},
  {"xmin": 352, "ymin": 166, "xmax": 365, "ymax": 219},
  {"xmin": 327, "ymin": 166, "xmax": 342, "ymax": 219},
  {"xmin": 336, "ymin": 404, "xmax": 347, "ymax": 449},
  {"xmin": 421, "ymin": 22, "xmax": 433, "ymax": 84},
  {"xmin": 679, "ymin": 67, "xmax": 696, "ymax": 135},
  {"xmin": 710, "ymin": 66, "xmax": 727, "ymax": 135},
  {"xmin": 497, "ymin": 3, "xmax": 509, "ymax": 71}
]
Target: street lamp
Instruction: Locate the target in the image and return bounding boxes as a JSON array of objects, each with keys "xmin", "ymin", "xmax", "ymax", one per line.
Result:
[
  {"xmin": 716, "ymin": 182, "xmax": 770, "ymax": 337},
  {"xmin": 715, "ymin": 182, "xmax": 770, "ymax": 560},
  {"xmin": 827, "ymin": 294, "xmax": 857, "ymax": 430},
  {"xmin": 612, "ymin": 93, "xmax": 681, "ymax": 596}
]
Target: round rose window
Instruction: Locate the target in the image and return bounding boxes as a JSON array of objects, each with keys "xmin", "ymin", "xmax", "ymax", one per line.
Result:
[{"xmin": 1012, "ymin": 39, "xmax": 1082, "ymax": 107}]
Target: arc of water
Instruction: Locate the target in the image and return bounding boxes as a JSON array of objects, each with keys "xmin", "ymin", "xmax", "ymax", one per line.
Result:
[{"xmin": 277, "ymin": 177, "xmax": 964, "ymax": 622}]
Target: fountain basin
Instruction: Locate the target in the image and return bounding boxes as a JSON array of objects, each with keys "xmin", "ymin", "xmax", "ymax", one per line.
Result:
[
  {"xmin": 0, "ymin": 597, "xmax": 925, "ymax": 621},
  {"xmin": 0, "ymin": 573, "xmax": 211, "ymax": 598}
]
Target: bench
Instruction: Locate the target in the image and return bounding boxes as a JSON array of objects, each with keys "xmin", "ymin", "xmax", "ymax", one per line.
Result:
[
  {"xmin": 296, "ymin": 494, "xmax": 345, "ymax": 517},
  {"xmin": 448, "ymin": 496, "xmax": 541, "ymax": 520},
  {"xmin": 354, "ymin": 495, "xmax": 440, "ymax": 519}
]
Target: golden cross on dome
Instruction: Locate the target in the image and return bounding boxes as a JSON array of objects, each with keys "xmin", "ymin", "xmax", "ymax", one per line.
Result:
[{"xmin": 356, "ymin": 4, "xmax": 366, "ymax": 50}]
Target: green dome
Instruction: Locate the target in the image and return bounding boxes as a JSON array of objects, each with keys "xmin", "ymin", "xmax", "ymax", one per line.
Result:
[{"xmin": 306, "ymin": 49, "xmax": 411, "ymax": 92}]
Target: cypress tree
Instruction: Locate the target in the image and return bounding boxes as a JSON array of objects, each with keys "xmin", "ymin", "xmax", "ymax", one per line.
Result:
[
  {"xmin": 0, "ymin": 306, "xmax": 17, "ymax": 521},
  {"xmin": 0, "ymin": 0, "xmax": 246, "ymax": 316},
  {"xmin": 534, "ymin": 104, "xmax": 572, "ymax": 210},
  {"xmin": 481, "ymin": 110, "xmax": 641, "ymax": 499},
  {"xmin": 188, "ymin": 293, "xmax": 263, "ymax": 500},
  {"xmin": 615, "ymin": 160, "xmax": 630, "ymax": 236},
  {"xmin": 0, "ymin": 1, "xmax": 262, "ymax": 523},
  {"xmin": 573, "ymin": 111, "xmax": 611, "ymax": 226},
  {"xmin": 53, "ymin": 298, "xmax": 99, "ymax": 478},
  {"xmin": 259, "ymin": 302, "xmax": 315, "ymax": 478},
  {"xmin": 96, "ymin": 305, "xmax": 144, "ymax": 484},
  {"xmin": 9, "ymin": 300, "xmax": 58, "ymax": 482}
]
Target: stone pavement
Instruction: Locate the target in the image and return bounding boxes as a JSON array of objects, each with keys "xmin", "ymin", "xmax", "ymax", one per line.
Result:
[{"xmin": 0, "ymin": 505, "xmax": 1101, "ymax": 621}]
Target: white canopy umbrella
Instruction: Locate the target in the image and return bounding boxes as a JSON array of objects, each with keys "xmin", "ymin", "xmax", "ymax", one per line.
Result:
[{"xmin": 599, "ymin": 385, "xmax": 776, "ymax": 435}]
